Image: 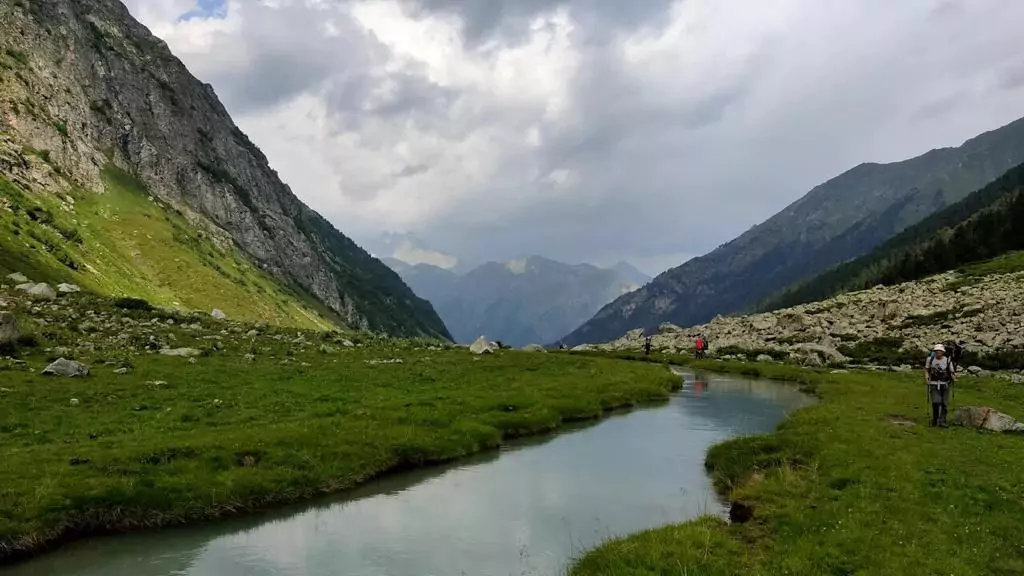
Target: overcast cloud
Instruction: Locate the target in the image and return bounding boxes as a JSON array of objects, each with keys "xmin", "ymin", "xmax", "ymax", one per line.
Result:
[{"xmin": 123, "ymin": 0, "xmax": 1024, "ymax": 275}]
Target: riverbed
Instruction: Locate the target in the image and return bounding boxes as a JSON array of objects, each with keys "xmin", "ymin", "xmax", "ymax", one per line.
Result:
[{"xmin": 4, "ymin": 369, "xmax": 812, "ymax": 576}]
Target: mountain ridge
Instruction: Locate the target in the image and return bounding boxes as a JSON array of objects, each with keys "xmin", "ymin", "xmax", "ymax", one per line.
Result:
[
  {"xmin": 0, "ymin": 0, "xmax": 450, "ymax": 339},
  {"xmin": 561, "ymin": 115, "xmax": 1024, "ymax": 345}
]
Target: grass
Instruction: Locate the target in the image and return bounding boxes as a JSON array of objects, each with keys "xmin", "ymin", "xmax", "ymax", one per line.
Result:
[
  {"xmin": 0, "ymin": 166, "xmax": 331, "ymax": 330},
  {"xmin": 946, "ymin": 251, "xmax": 1024, "ymax": 291},
  {"xmin": 571, "ymin": 364, "xmax": 1024, "ymax": 576},
  {"xmin": 0, "ymin": 294, "xmax": 680, "ymax": 563}
]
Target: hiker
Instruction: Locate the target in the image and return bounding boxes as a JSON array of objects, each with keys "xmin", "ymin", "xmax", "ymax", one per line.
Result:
[
  {"xmin": 643, "ymin": 336, "xmax": 652, "ymax": 356},
  {"xmin": 695, "ymin": 335, "xmax": 705, "ymax": 359},
  {"xmin": 924, "ymin": 343, "xmax": 956, "ymax": 427}
]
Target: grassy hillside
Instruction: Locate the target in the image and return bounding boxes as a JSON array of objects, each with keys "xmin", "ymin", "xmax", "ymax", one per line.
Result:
[
  {"xmin": 0, "ymin": 164, "xmax": 331, "ymax": 329},
  {"xmin": 763, "ymin": 162, "xmax": 1024, "ymax": 311}
]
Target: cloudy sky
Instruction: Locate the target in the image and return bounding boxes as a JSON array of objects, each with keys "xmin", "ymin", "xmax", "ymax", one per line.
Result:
[{"xmin": 122, "ymin": 0, "xmax": 1024, "ymax": 275}]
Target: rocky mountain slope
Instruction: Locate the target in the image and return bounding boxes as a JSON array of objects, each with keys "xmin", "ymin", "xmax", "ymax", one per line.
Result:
[
  {"xmin": 562, "ymin": 116, "xmax": 1024, "ymax": 346},
  {"xmin": 595, "ymin": 252, "xmax": 1024, "ymax": 373},
  {"xmin": 387, "ymin": 256, "xmax": 647, "ymax": 347},
  {"xmin": 0, "ymin": 0, "xmax": 449, "ymax": 339},
  {"xmin": 763, "ymin": 162, "xmax": 1024, "ymax": 310}
]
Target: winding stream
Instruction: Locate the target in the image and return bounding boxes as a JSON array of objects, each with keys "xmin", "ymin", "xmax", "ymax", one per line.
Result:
[{"xmin": 5, "ymin": 369, "xmax": 813, "ymax": 576}]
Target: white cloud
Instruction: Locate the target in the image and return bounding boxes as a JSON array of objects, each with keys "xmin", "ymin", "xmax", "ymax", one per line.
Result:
[{"xmin": 121, "ymin": 0, "xmax": 1024, "ymax": 270}]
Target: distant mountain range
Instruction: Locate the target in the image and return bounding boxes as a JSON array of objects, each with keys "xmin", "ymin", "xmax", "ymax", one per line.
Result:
[
  {"xmin": 385, "ymin": 256, "xmax": 649, "ymax": 347},
  {"xmin": 562, "ymin": 116, "xmax": 1024, "ymax": 345}
]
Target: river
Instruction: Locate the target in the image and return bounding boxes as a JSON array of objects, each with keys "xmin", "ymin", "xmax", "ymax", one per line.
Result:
[{"xmin": 5, "ymin": 369, "xmax": 813, "ymax": 576}]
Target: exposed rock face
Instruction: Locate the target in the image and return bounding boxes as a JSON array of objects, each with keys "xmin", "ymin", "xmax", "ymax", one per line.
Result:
[
  {"xmin": 950, "ymin": 407, "xmax": 1024, "ymax": 432},
  {"xmin": 594, "ymin": 269, "xmax": 1024, "ymax": 358},
  {"xmin": 42, "ymin": 358, "xmax": 90, "ymax": 377},
  {"xmin": 0, "ymin": 0, "xmax": 449, "ymax": 340}
]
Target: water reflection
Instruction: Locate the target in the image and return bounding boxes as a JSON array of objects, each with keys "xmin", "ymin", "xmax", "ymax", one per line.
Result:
[{"xmin": 6, "ymin": 371, "xmax": 813, "ymax": 576}]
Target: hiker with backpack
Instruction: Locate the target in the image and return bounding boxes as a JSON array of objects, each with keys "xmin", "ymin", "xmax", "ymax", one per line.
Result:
[
  {"xmin": 695, "ymin": 335, "xmax": 706, "ymax": 359},
  {"xmin": 644, "ymin": 336, "xmax": 652, "ymax": 356},
  {"xmin": 925, "ymin": 343, "xmax": 957, "ymax": 427}
]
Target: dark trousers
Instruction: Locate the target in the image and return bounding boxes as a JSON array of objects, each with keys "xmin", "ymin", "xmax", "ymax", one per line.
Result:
[{"xmin": 929, "ymin": 383, "xmax": 950, "ymax": 425}]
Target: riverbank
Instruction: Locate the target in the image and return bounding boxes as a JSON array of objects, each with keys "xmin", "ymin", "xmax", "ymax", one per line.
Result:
[
  {"xmin": 0, "ymin": 292, "xmax": 680, "ymax": 564},
  {"xmin": 571, "ymin": 360, "xmax": 1024, "ymax": 575}
]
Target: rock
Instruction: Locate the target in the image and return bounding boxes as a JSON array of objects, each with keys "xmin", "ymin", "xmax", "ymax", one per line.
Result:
[
  {"xmin": 159, "ymin": 347, "xmax": 202, "ymax": 357},
  {"xmin": 571, "ymin": 343, "xmax": 594, "ymax": 352},
  {"xmin": 966, "ymin": 365, "xmax": 984, "ymax": 375},
  {"xmin": 0, "ymin": 311, "xmax": 20, "ymax": 344},
  {"xmin": 830, "ymin": 369, "xmax": 850, "ymax": 374},
  {"xmin": 42, "ymin": 358, "xmax": 90, "ymax": 377},
  {"xmin": 51, "ymin": 346, "xmax": 72, "ymax": 357},
  {"xmin": 790, "ymin": 343, "xmax": 848, "ymax": 364},
  {"xmin": 6, "ymin": 272, "xmax": 29, "ymax": 283},
  {"xmin": 950, "ymin": 406, "xmax": 1024, "ymax": 432},
  {"xmin": 319, "ymin": 344, "xmax": 335, "ymax": 354},
  {"xmin": 114, "ymin": 367, "xmax": 129, "ymax": 375},
  {"xmin": 243, "ymin": 353, "xmax": 256, "ymax": 361},
  {"xmin": 522, "ymin": 344, "xmax": 547, "ymax": 352},
  {"xmin": 658, "ymin": 323, "xmax": 684, "ymax": 334},
  {"xmin": 27, "ymin": 283, "xmax": 57, "ymax": 300},
  {"xmin": 756, "ymin": 354, "xmax": 774, "ymax": 363},
  {"xmin": 246, "ymin": 329, "xmax": 259, "ymax": 338},
  {"xmin": 624, "ymin": 328, "xmax": 645, "ymax": 340},
  {"xmin": 469, "ymin": 336, "xmax": 497, "ymax": 355},
  {"xmin": 341, "ymin": 339, "xmax": 354, "ymax": 347},
  {"xmin": 15, "ymin": 283, "xmax": 35, "ymax": 292},
  {"xmin": 57, "ymin": 283, "xmax": 81, "ymax": 294},
  {"xmin": 70, "ymin": 398, "xmax": 80, "ymax": 407},
  {"xmin": 211, "ymin": 309, "xmax": 227, "ymax": 320}
]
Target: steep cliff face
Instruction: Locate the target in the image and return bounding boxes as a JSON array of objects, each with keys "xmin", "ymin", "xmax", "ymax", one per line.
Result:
[
  {"xmin": 562, "ymin": 116, "xmax": 1024, "ymax": 345},
  {"xmin": 0, "ymin": 0, "xmax": 450, "ymax": 339}
]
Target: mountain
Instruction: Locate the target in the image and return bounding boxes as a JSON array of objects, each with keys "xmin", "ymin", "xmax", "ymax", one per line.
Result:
[
  {"xmin": 386, "ymin": 256, "xmax": 647, "ymax": 347},
  {"xmin": 761, "ymin": 161, "xmax": 1024, "ymax": 309},
  {"xmin": 609, "ymin": 261, "xmax": 650, "ymax": 289},
  {"xmin": 561, "ymin": 116, "xmax": 1024, "ymax": 345},
  {"xmin": 364, "ymin": 232, "xmax": 466, "ymax": 271},
  {"xmin": 0, "ymin": 0, "xmax": 449, "ymax": 339}
]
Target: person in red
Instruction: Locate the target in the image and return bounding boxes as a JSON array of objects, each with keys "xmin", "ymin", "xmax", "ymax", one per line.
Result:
[{"xmin": 695, "ymin": 335, "xmax": 705, "ymax": 358}]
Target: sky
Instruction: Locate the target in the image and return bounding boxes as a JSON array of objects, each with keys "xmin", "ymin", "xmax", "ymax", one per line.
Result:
[{"xmin": 121, "ymin": 0, "xmax": 1024, "ymax": 276}]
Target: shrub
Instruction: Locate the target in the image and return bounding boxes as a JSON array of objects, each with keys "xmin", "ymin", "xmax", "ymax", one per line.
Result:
[{"xmin": 114, "ymin": 297, "xmax": 154, "ymax": 311}]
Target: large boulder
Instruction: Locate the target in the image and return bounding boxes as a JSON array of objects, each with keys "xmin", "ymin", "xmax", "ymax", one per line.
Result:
[
  {"xmin": 950, "ymin": 406, "xmax": 1024, "ymax": 432},
  {"xmin": 42, "ymin": 358, "xmax": 90, "ymax": 377},
  {"xmin": 790, "ymin": 343, "xmax": 848, "ymax": 365},
  {"xmin": 57, "ymin": 283, "xmax": 81, "ymax": 294},
  {"xmin": 623, "ymin": 328, "xmax": 645, "ymax": 341},
  {"xmin": 159, "ymin": 347, "xmax": 203, "ymax": 357},
  {"xmin": 211, "ymin": 309, "xmax": 227, "ymax": 320},
  {"xmin": 5, "ymin": 272, "xmax": 28, "ymax": 283},
  {"xmin": 469, "ymin": 336, "xmax": 496, "ymax": 355},
  {"xmin": 27, "ymin": 283, "xmax": 57, "ymax": 300},
  {"xmin": 0, "ymin": 312, "xmax": 19, "ymax": 345}
]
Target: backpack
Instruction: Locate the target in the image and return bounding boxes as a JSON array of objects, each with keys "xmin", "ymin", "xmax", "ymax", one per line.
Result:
[
  {"xmin": 927, "ymin": 356, "xmax": 954, "ymax": 383},
  {"xmin": 944, "ymin": 342, "xmax": 964, "ymax": 368}
]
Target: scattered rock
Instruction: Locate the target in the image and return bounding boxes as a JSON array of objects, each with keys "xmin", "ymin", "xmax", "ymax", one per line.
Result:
[
  {"xmin": 70, "ymin": 398, "xmax": 80, "ymax": 407},
  {"xmin": 966, "ymin": 366, "xmax": 984, "ymax": 375},
  {"xmin": 571, "ymin": 343, "xmax": 594, "ymax": 352},
  {"xmin": 42, "ymin": 358, "xmax": 90, "ymax": 377},
  {"xmin": 470, "ymin": 336, "xmax": 497, "ymax": 355},
  {"xmin": 365, "ymin": 358, "xmax": 404, "ymax": 365},
  {"xmin": 6, "ymin": 272, "xmax": 29, "ymax": 283},
  {"xmin": 950, "ymin": 406, "xmax": 1024, "ymax": 432},
  {"xmin": 0, "ymin": 311, "xmax": 21, "ymax": 344},
  {"xmin": 246, "ymin": 329, "xmax": 259, "ymax": 338},
  {"xmin": 756, "ymin": 354, "xmax": 774, "ymax": 363},
  {"xmin": 27, "ymin": 283, "xmax": 57, "ymax": 300},
  {"xmin": 114, "ymin": 367, "xmax": 129, "ymax": 375},
  {"xmin": 56, "ymin": 283, "xmax": 81, "ymax": 294},
  {"xmin": 159, "ymin": 347, "xmax": 202, "ymax": 357},
  {"xmin": 14, "ymin": 283, "xmax": 35, "ymax": 292},
  {"xmin": 729, "ymin": 501, "xmax": 754, "ymax": 524},
  {"xmin": 319, "ymin": 344, "xmax": 335, "ymax": 354},
  {"xmin": 243, "ymin": 353, "xmax": 256, "ymax": 362},
  {"xmin": 522, "ymin": 344, "xmax": 547, "ymax": 352},
  {"xmin": 341, "ymin": 339, "xmax": 354, "ymax": 347},
  {"xmin": 211, "ymin": 309, "xmax": 227, "ymax": 320}
]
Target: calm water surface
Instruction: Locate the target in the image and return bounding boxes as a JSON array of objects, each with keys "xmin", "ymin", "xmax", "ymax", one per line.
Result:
[{"xmin": 7, "ymin": 369, "xmax": 813, "ymax": 576}]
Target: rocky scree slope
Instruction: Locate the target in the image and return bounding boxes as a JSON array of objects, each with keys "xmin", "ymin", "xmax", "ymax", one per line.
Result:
[
  {"xmin": 596, "ymin": 260, "xmax": 1024, "ymax": 375},
  {"xmin": 389, "ymin": 255, "xmax": 647, "ymax": 347},
  {"xmin": 563, "ymin": 116, "xmax": 1024, "ymax": 346},
  {"xmin": 763, "ymin": 161, "xmax": 1024, "ymax": 310},
  {"xmin": 0, "ymin": 0, "xmax": 449, "ymax": 339}
]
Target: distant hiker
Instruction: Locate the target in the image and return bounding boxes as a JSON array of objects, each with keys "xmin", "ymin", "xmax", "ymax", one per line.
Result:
[
  {"xmin": 925, "ymin": 343, "xmax": 956, "ymax": 428},
  {"xmin": 644, "ymin": 336, "xmax": 652, "ymax": 356},
  {"xmin": 695, "ymin": 335, "xmax": 706, "ymax": 359},
  {"xmin": 559, "ymin": 341, "xmax": 567, "ymax": 351}
]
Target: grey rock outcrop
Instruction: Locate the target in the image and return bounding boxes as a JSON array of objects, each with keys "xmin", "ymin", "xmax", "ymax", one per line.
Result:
[
  {"xmin": 0, "ymin": 312, "xmax": 20, "ymax": 345},
  {"xmin": 42, "ymin": 358, "xmax": 90, "ymax": 377},
  {"xmin": 593, "ymin": 269, "xmax": 1024, "ymax": 359},
  {"xmin": 159, "ymin": 348, "xmax": 202, "ymax": 357},
  {"xmin": 57, "ymin": 284, "xmax": 81, "ymax": 294},
  {"xmin": 469, "ymin": 336, "xmax": 497, "ymax": 355},
  {"xmin": 950, "ymin": 406, "xmax": 1024, "ymax": 433},
  {"xmin": 6, "ymin": 273, "xmax": 28, "ymax": 283},
  {"xmin": 27, "ymin": 283, "xmax": 57, "ymax": 300}
]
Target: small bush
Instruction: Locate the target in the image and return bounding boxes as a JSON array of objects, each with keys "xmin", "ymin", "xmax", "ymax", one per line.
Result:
[
  {"xmin": 54, "ymin": 121, "xmax": 69, "ymax": 137},
  {"xmin": 113, "ymin": 297, "xmax": 154, "ymax": 311},
  {"xmin": 4, "ymin": 48, "xmax": 29, "ymax": 66}
]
